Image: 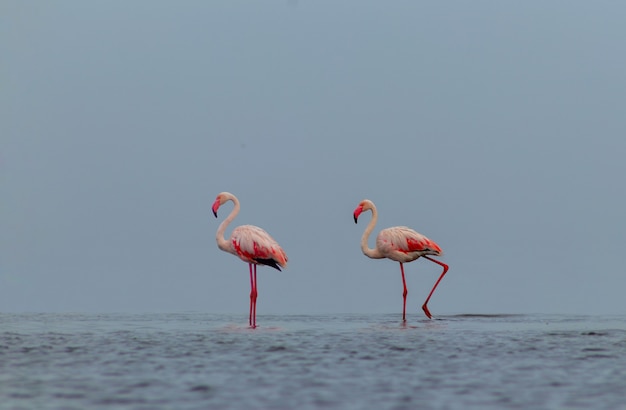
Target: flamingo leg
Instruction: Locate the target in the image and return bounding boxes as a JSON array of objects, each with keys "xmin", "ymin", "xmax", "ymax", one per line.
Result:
[
  {"xmin": 421, "ymin": 256, "xmax": 449, "ymax": 319},
  {"xmin": 252, "ymin": 264, "xmax": 258, "ymax": 328},
  {"xmin": 248, "ymin": 263, "xmax": 254, "ymax": 327},
  {"xmin": 399, "ymin": 263, "xmax": 408, "ymax": 322}
]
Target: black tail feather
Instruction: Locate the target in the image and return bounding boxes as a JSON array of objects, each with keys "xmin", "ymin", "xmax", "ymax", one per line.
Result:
[{"xmin": 254, "ymin": 258, "xmax": 282, "ymax": 271}]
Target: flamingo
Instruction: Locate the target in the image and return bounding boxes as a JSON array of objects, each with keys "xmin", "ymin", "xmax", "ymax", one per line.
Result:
[
  {"xmin": 353, "ymin": 199, "xmax": 448, "ymax": 320},
  {"xmin": 212, "ymin": 192, "xmax": 288, "ymax": 328}
]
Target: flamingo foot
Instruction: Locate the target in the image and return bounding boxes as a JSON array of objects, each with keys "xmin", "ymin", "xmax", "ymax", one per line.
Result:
[{"xmin": 422, "ymin": 303, "xmax": 433, "ymax": 319}]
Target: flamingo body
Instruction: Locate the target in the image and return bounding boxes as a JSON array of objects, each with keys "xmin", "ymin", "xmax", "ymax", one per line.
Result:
[
  {"xmin": 212, "ymin": 192, "xmax": 287, "ymax": 328},
  {"xmin": 229, "ymin": 225, "xmax": 288, "ymax": 271},
  {"xmin": 376, "ymin": 226, "xmax": 442, "ymax": 263},
  {"xmin": 353, "ymin": 199, "xmax": 448, "ymax": 320}
]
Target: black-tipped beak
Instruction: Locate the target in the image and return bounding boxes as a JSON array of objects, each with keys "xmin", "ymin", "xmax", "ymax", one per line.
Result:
[
  {"xmin": 213, "ymin": 210, "xmax": 218, "ymax": 218},
  {"xmin": 353, "ymin": 214, "xmax": 358, "ymax": 224}
]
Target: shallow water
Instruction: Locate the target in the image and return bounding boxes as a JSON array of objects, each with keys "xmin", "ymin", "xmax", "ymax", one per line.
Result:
[{"xmin": 1, "ymin": 313, "xmax": 625, "ymax": 409}]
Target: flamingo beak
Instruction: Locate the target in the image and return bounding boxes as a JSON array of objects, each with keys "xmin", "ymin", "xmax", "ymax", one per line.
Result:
[
  {"xmin": 212, "ymin": 198, "xmax": 220, "ymax": 218},
  {"xmin": 353, "ymin": 205, "xmax": 363, "ymax": 224}
]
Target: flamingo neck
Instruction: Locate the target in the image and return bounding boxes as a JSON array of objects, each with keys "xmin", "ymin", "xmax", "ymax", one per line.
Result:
[
  {"xmin": 216, "ymin": 195, "xmax": 240, "ymax": 254},
  {"xmin": 361, "ymin": 205, "xmax": 383, "ymax": 259}
]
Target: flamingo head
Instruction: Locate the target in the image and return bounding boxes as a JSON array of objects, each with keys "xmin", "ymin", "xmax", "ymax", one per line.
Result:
[
  {"xmin": 212, "ymin": 192, "xmax": 230, "ymax": 217},
  {"xmin": 353, "ymin": 200, "xmax": 373, "ymax": 223}
]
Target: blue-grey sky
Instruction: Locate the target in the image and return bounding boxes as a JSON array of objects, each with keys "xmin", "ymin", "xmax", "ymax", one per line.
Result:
[{"xmin": 2, "ymin": 1, "xmax": 625, "ymax": 315}]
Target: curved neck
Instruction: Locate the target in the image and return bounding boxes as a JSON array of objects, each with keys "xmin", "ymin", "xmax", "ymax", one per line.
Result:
[
  {"xmin": 361, "ymin": 205, "xmax": 383, "ymax": 259},
  {"xmin": 216, "ymin": 195, "xmax": 240, "ymax": 253}
]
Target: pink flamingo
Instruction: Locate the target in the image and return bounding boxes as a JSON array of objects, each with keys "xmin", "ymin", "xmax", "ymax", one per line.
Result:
[
  {"xmin": 212, "ymin": 192, "xmax": 288, "ymax": 328},
  {"xmin": 353, "ymin": 199, "xmax": 448, "ymax": 320}
]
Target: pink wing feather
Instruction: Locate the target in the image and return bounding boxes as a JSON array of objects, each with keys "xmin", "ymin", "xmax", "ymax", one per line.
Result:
[
  {"xmin": 231, "ymin": 225, "xmax": 288, "ymax": 268},
  {"xmin": 377, "ymin": 226, "xmax": 442, "ymax": 261}
]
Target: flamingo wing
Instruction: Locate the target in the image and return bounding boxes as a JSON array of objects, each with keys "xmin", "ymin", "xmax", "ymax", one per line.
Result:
[
  {"xmin": 231, "ymin": 225, "xmax": 288, "ymax": 270},
  {"xmin": 377, "ymin": 226, "xmax": 442, "ymax": 258}
]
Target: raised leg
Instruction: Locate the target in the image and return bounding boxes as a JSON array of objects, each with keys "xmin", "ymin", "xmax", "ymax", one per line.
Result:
[
  {"xmin": 399, "ymin": 263, "xmax": 408, "ymax": 322},
  {"xmin": 421, "ymin": 256, "xmax": 449, "ymax": 319}
]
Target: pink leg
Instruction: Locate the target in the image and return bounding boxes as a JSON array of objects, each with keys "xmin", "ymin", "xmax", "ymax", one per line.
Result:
[
  {"xmin": 252, "ymin": 264, "xmax": 258, "ymax": 328},
  {"xmin": 248, "ymin": 263, "xmax": 254, "ymax": 327},
  {"xmin": 421, "ymin": 256, "xmax": 449, "ymax": 319},
  {"xmin": 399, "ymin": 263, "xmax": 408, "ymax": 322}
]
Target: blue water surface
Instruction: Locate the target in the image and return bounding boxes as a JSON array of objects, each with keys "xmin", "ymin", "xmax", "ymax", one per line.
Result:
[{"xmin": 1, "ymin": 313, "xmax": 625, "ymax": 409}]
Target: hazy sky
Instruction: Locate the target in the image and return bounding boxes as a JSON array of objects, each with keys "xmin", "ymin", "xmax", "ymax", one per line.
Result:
[{"xmin": 2, "ymin": 1, "xmax": 625, "ymax": 316}]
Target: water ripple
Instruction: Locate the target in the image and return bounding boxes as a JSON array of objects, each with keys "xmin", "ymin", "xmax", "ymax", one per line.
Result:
[{"xmin": 1, "ymin": 313, "xmax": 626, "ymax": 409}]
